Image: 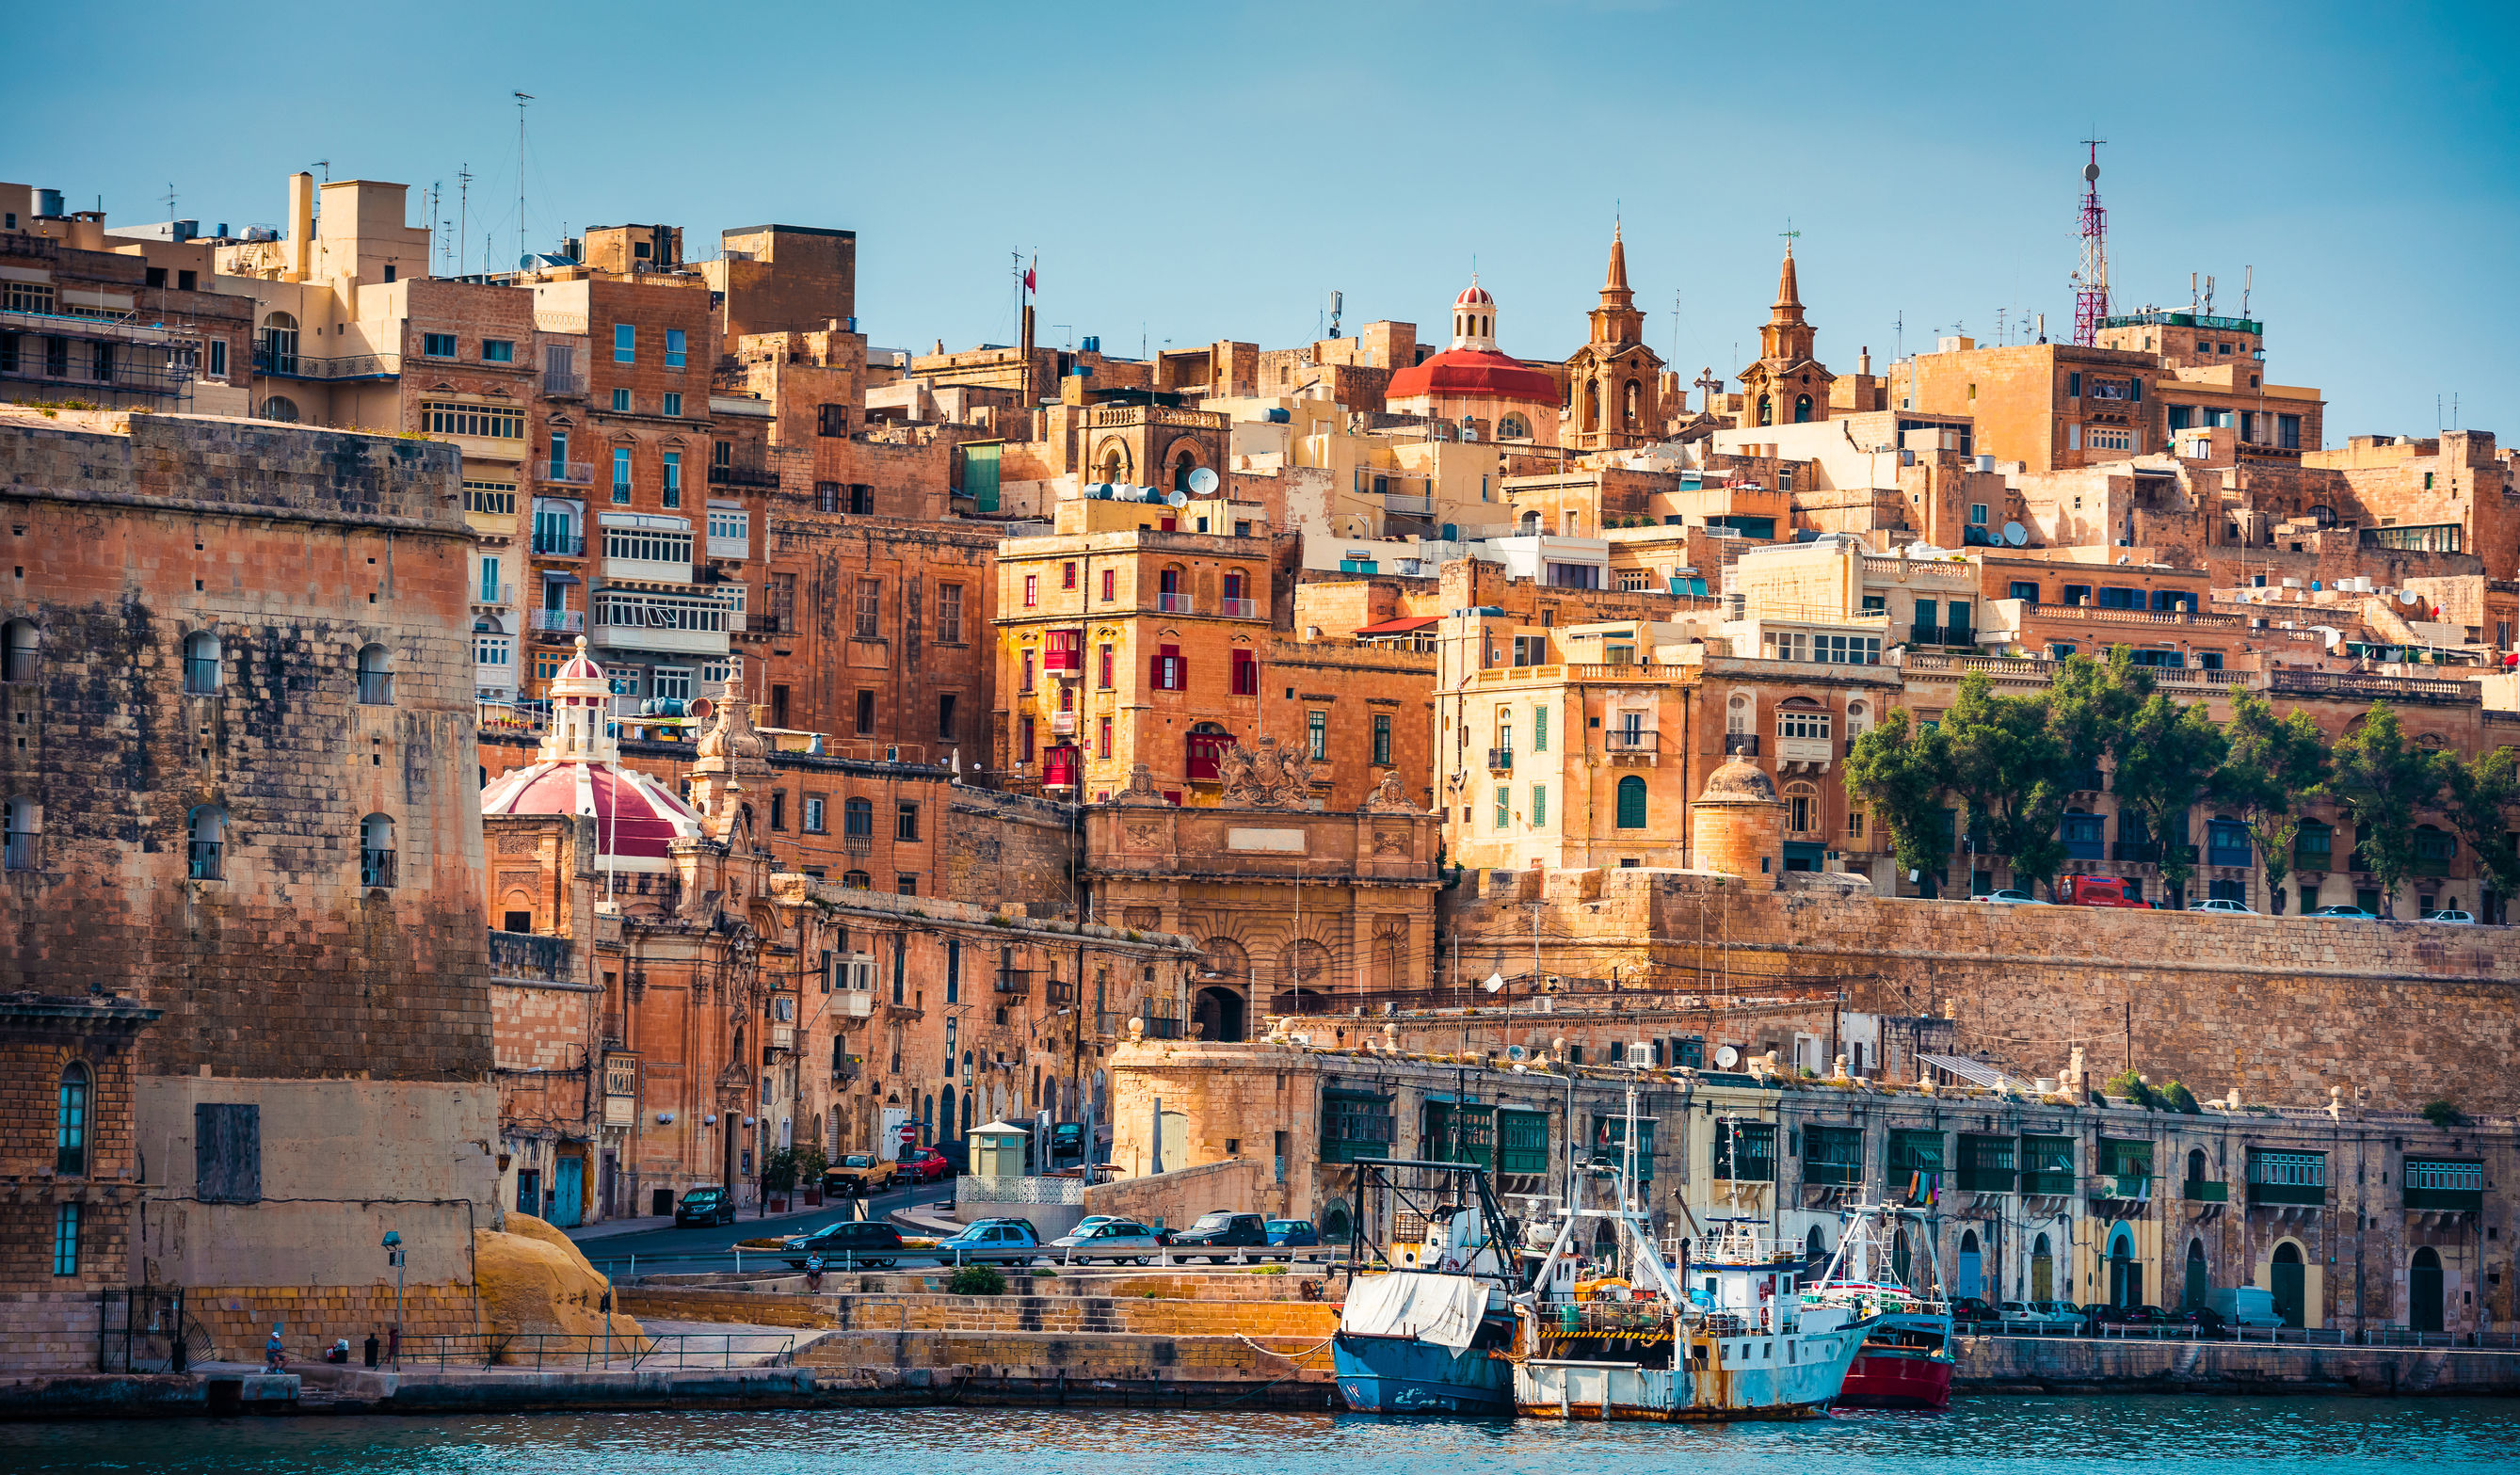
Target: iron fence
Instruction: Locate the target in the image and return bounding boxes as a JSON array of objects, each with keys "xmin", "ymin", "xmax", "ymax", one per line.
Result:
[{"xmin": 393, "ymin": 1330, "xmax": 794, "ymax": 1370}]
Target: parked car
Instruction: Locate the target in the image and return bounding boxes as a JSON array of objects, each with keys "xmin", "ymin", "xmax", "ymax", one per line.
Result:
[
  {"xmin": 935, "ymin": 1217, "xmax": 1040, "ymax": 1259},
  {"xmin": 1264, "ymin": 1219, "xmax": 1322, "ymax": 1258},
  {"xmin": 893, "ymin": 1146, "xmax": 952, "ymax": 1185},
  {"xmin": 820, "ymin": 1153, "xmax": 890, "ymax": 1199},
  {"xmin": 2307, "ymin": 904, "xmax": 2380, "ymax": 921},
  {"xmin": 1998, "ymin": 1299, "xmax": 2071, "ymax": 1328},
  {"xmin": 2421, "ymin": 909, "xmax": 2478, "ymax": 925},
  {"xmin": 2026, "ymin": 1300, "xmax": 2085, "ymax": 1330},
  {"xmin": 1049, "ymin": 1219, "xmax": 1164, "ymax": 1262},
  {"xmin": 2208, "ymin": 1286, "xmax": 2285, "ymax": 1329},
  {"xmin": 673, "ymin": 1187, "xmax": 736, "ymax": 1227},
  {"xmin": 2189, "ymin": 898, "xmax": 2257, "ymax": 915},
  {"xmin": 1974, "ymin": 889, "xmax": 2050, "ymax": 906},
  {"xmin": 1050, "ymin": 1122, "xmax": 1087, "ymax": 1167},
  {"xmin": 2062, "ymin": 876, "xmax": 2148, "ymax": 907},
  {"xmin": 1949, "ymin": 1296, "xmax": 2002, "ymax": 1329},
  {"xmin": 782, "ymin": 1219, "xmax": 907, "ymax": 1269},
  {"xmin": 1167, "ymin": 1210, "xmax": 1271, "ymax": 1261}
]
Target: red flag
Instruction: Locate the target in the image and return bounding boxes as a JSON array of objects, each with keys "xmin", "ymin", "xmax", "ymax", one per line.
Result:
[{"xmin": 1022, "ymin": 266, "xmax": 1036, "ymax": 294}]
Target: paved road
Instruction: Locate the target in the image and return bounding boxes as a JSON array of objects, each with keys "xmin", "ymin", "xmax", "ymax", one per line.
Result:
[{"xmin": 576, "ymin": 1180, "xmax": 952, "ymax": 1275}]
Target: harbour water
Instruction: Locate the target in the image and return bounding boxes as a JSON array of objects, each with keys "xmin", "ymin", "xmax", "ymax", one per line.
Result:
[{"xmin": 8, "ymin": 1398, "xmax": 2515, "ymax": 1474}]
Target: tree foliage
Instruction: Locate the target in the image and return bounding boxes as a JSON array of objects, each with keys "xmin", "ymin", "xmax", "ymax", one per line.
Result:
[
  {"xmin": 2110, "ymin": 694, "xmax": 2230, "ymax": 906},
  {"xmin": 1843, "ymin": 709, "xmax": 1952, "ymax": 895},
  {"xmin": 2440, "ymin": 745, "xmax": 2520, "ymax": 910},
  {"xmin": 2329, "ymin": 704, "xmax": 2445, "ymax": 916},
  {"xmin": 2214, "ymin": 688, "xmax": 2333, "ymax": 914},
  {"xmin": 1937, "ymin": 670, "xmax": 2069, "ymax": 895}
]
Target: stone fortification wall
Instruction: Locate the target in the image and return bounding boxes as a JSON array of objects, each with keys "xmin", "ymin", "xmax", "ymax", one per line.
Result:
[{"xmin": 1445, "ymin": 870, "xmax": 2520, "ymax": 1110}]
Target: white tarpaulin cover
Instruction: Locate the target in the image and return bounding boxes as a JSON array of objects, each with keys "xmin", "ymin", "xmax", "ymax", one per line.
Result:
[{"xmin": 1339, "ymin": 1272, "xmax": 1487, "ymax": 1353}]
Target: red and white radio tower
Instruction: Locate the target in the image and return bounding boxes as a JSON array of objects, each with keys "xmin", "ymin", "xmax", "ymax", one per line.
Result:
[{"xmin": 2071, "ymin": 139, "xmax": 2109, "ymax": 346}]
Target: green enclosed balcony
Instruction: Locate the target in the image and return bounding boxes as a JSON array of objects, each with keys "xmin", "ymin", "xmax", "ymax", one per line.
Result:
[{"xmin": 2183, "ymin": 1178, "xmax": 2229, "ymax": 1203}]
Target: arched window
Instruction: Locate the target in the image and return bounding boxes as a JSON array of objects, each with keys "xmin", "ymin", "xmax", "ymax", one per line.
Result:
[
  {"xmin": 1585, "ymin": 381, "xmax": 1600, "ymax": 428},
  {"xmin": 258, "ymin": 395, "xmax": 300, "ymax": 424},
  {"xmin": 183, "ymin": 631, "xmax": 222, "ymax": 695},
  {"xmin": 1172, "ymin": 448, "xmax": 1198, "ymax": 491},
  {"xmin": 842, "ymin": 869, "xmax": 871, "ymax": 890},
  {"xmin": 56, "ymin": 1062, "xmax": 90, "ymax": 1176},
  {"xmin": 361, "ymin": 813, "xmax": 395, "ymax": 887},
  {"xmin": 1758, "ymin": 394, "xmax": 1774, "ymax": 426},
  {"xmin": 1794, "ymin": 393, "xmax": 1813, "ymax": 424},
  {"xmin": 1615, "ymin": 775, "xmax": 1648, "ymax": 830},
  {"xmin": 356, "ymin": 644, "xmax": 393, "ymax": 704},
  {"xmin": 1499, "ymin": 413, "xmax": 1530, "ymax": 439},
  {"xmin": 187, "ymin": 805, "xmax": 226, "ymax": 880},
  {"xmin": 261, "ymin": 312, "xmax": 299, "ymax": 375},
  {"xmin": 3, "ymin": 795, "xmax": 35, "ymax": 871},
  {"xmin": 1806, "ymin": 1224, "xmax": 1826, "ymax": 1259},
  {"xmin": 1623, "ymin": 379, "xmax": 1641, "ymax": 424},
  {"xmin": 2186, "ymin": 1146, "xmax": 2209, "ymax": 1188},
  {"xmin": 2, "ymin": 619, "xmax": 38, "ymax": 683}
]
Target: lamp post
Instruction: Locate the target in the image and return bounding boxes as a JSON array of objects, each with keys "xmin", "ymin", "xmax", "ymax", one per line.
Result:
[{"xmin": 380, "ymin": 1229, "xmax": 405, "ymax": 1370}]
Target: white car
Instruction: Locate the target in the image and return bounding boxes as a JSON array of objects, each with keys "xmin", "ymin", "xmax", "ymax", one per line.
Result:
[
  {"xmin": 1974, "ymin": 889, "xmax": 2050, "ymax": 905},
  {"xmin": 2189, "ymin": 898, "xmax": 2256, "ymax": 915},
  {"xmin": 2421, "ymin": 909, "xmax": 2478, "ymax": 925},
  {"xmin": 1048, "ymin": 1219, "xmax": 1164, "ymax": 1263}
]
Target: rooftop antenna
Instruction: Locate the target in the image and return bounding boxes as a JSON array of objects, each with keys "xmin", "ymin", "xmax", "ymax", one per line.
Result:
[
  {"xmin": 1327, "ymin": 289, "xmax": 1343, "ymax": 339},
  {"xmin": 2203, "ymin": 275, "xmax": 2216, "ymax": 316},
  {"xmin": 457, "ymin": 165, "xmax": 472, "ymax": 278},
  {"xmin": 165, "ymin": 183, "xmax": 177, "ymax": 218},
  {"xmin": 2071, "ymin": 138, "xmax": 2109, "ymax": 346},
  {"xmin": 313, "ymin": 159, "xmax": 330, "ymax": 183},
  {"xmin": 514, "ymin": 91, "xmax": 534, "ymax": 270},
  {"xmin": 2241, "ymin": 265, "xmax": 2253, "ymax": 317}
]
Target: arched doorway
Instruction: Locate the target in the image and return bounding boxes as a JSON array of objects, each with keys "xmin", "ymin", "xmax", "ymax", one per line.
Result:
[
  {"xmin": 2271, "ymin": 1241, "xmax": 2305, "ymax": 1327},
  {"xmin": 2185, "ymin": 1237, "xmax": 2209, "ymax": 1309},
  {"xmin": 1172, "ymin": 447, "xmax": 1198, "ymax": 490},
  {"xmin": 1956, "ymin": 1229, "xmax": 1982, "ymax": 1300},
  {"xmin": 2108, "ymin": 1226, "xmax": 2141, "ymax": 1307},
  {"xmin": 2411, "ymin": 1246, "xmax": 2445, "ymax": 1333},
  {"xmin": 2031, "ymin": 1233, "xmax": 2055, "ymax": 1302},
  {"xmin": 1806, "ymin": 1225, "xmax": 1827, "ymax": 1261},
  {"xmin": 1322, "ymin": 1201, "xmax": 1352, "ymax": 1244},
  {"xmin": 1193, "ymin": 986, "xmax": 1246, "ymax": 1042}
]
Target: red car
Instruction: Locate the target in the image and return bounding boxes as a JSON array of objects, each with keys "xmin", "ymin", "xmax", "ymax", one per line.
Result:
[
  {"xmin": 2062, "ymin": 875, "xmax": 2148, "ymax": 908},
  {"xmin": 896, "ymin": 1147, "xmax": 951, "ymax": 1184}
]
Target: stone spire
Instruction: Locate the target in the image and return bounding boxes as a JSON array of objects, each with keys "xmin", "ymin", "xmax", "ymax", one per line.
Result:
[
  {"xmin": 1587, "ymin": 222, "xmax": 1645, "ymax": 347},
  {"xmin": 1774, "ymin": 239, "xmax": 1803, "ymax": 311},
  {"xmin": 1758, "ymin": 242, "xmax": 1816, "ymax": 365}
]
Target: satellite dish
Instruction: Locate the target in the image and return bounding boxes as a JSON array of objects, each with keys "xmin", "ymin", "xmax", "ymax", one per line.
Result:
[
  {"xmin": 1483, "ymin": 971, "xmax": 1506, "ymax": 994},
  {"xmin": 1166, "ymin": 489, "xmax": 1189, "ymax": 508},
  {"xmin": 1186, "ymin": 466, "xmax": 1219, "ymax": 495},
  {"xmin": 1713, "ymin": 1044, "xmax": 1741, "ymax": 1070},
  {"xmin": 2002, "ymin": 521, "xmax": 2029, "ymax": 547},
  {"xmin": 2400, "ymin": 588, "xmax": 2420, "ymax": 605},
  {"xmin": 1506, "ymin": 1044, "xmax": 1527, "ymax": 1061}
]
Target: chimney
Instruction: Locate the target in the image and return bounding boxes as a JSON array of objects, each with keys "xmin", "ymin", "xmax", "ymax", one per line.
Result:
[
  {"xmin": 1858, "ymin": 345, "xmax": 1872, "ymax": 377},
  {"xmin": 286, "ymin": 171, "xmax": 314, "ymax": 281}
]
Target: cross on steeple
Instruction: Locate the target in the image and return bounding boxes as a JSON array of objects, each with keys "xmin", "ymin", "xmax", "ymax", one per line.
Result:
[
  {"xmin": 1692, "ymin": 366, "xmax": 1725, "ymax": 410},
  {"xmin": 1780, "ymin": 220, "xmax": 1800, "ymax": 253}
]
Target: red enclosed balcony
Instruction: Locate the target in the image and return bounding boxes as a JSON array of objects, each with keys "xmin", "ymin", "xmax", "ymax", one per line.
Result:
[
  {"xmin": 1041, "ymin": 744, "xmax": 1082, "ymax": 789},
  {"xmin": 1187, "ymin": 726, "xmax": 1234, "ymax": 781},
  {"xmin": 1043, "ymin": 628, "xmax": 1084, "ymax": 674}
]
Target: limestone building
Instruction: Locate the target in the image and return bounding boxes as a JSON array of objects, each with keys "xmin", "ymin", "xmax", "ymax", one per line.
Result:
[{"xmin": 1563, "ymin": 226, "xmax": 1669, "ymax": 451}]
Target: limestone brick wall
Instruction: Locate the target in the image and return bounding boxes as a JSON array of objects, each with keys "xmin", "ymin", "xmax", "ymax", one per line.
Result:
[
  {"xmin": 1444, "ymin": 877, "xmax": 2520, "ymax": 1110},
  {"xmin": 941, "ymin": 787, "xmax": 1079, "ymax": 915}
]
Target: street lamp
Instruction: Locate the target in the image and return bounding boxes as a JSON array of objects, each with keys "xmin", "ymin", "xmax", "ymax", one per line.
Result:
[{"xmin": 380, "ymin": 1229, "xmax": 405, "ymax": 1369}]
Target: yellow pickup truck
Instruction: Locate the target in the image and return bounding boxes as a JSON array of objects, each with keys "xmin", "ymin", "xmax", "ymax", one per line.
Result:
[{"xmin": 820, "ymin": 1152, "xmax": 890, "ymax": 1198}]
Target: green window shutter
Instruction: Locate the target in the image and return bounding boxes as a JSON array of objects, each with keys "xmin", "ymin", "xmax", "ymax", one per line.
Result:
[
  {"xmin": 1498, "ymin": 1110, "xmax": 1550, "ymax": 1175},
  {"xmin": 1530, "ymin": 785, "xmax": 1547, "ymax": 827},
  {"xmin": 1533, "ymin": 706, "xmax": 1549, "ymax": 752},
  {"xmin": 1616, "ymin": 775, "xmax": 1647, "ymax": 829},
  {"xmin": 962, "ymin": 443, "xmax": 1002, "ymax": 513}
]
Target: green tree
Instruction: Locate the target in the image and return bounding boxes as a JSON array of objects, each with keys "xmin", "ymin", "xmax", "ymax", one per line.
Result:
[
  {"xmin": 2329, "ymin": 703, "xmax": 2444, "ymax": 917},
  {"xmin": 2213, "ymin": 689, "xmax": 2333, "ymax": 914},
  {"xmin": 1844, "ymin": 709, "xmax": 1952, "ymax": 896},
  {"xmin": 2440, "ymin": 745, "xmax": 2520, "ymax": 919},
  {"xmin": 2111, "ymin": 694, "xmax": 2229, "ymax": 908},
  {"xmin": 2047, "ymin": 649, "xmax": 2156, "ymax": 784},
  {"xmin": 1937, "ymin": 670, "xmax": 2069, "ymax": 895}
]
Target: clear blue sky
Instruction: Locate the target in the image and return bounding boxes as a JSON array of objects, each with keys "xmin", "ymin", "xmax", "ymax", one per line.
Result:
[{"xmin": 14, "ymin": 0, "xmax": 2514, "ymax": 440}]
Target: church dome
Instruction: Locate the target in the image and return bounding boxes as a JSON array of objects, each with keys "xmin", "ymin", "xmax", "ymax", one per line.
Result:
[
  {"xmin": 481, "ymin": 762, "xmax": 702, "ymax": 870},
  {"xmin": 1387, "ymin": 349, "xmax": 1559, "ymax": 405},
  {"xmin": 1455, "ymin": 280, "xmax": 1495, "ymax": 308},
  {"xmin": 1698, "ymin": 757, "xmax": 1780, "ymax": 804}
]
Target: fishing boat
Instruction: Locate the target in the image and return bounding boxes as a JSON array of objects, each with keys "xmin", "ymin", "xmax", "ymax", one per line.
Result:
[
  {"xmin": 1332, "ymin": 1158, "xmax": 1523, "ymax": 1415},
  {"xmin": 1803, "ymin": 1203, "xmax": 1954, "ymax": 1411},
  {"xmin": 1511, "ymin": 1082, "xmax": 1875, "ymax": 1421}
]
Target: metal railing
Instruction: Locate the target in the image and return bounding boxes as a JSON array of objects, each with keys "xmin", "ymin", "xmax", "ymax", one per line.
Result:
[
  {"xmin": 1156, "ymin": 593, "xmax": 1196, "ymax": 615},
  {"xmin": 710, "ymin": 462, "xmax": 780, "ymax": 489},
  {"xmin": 542, "ymin": 368, "xmax": 585, "ymax": 397},
  {"xmin": 538, "ymin": 461, "xmax": 595, "ymax": 486},
  {"xmin": 253, "ymin": 347, "xmax": 401, "ymax": 381},
  {"xmin": 1485, "ymin": 747, "xmax": 1514, "ymax": 771},
  {"xmin": 392, "ymin": 1331, "xmax": 794, "ymax": 1371},
  {"xmin": 1724, "ymin": 733, "xmax": 1760, "ymax": 756},
  {"xmin": 532, "ymin": 532, "xmax": 586, "ymax": 557},
  {"xmin": 1604, "ymin": 729, "xmax": 1659, "ymax": 753},
  {"xmin": 530, "ymin": 608, "xmax": 585, "ymax": 633},
  {"xmin": 1220, "ymin": 597, "xmax": 1260, "ymax": 618},
  {"xmin": 360, "ymin": 848, "xmax": 396, "ymax": 888}
]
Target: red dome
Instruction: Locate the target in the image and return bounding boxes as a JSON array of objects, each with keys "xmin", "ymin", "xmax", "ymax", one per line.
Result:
[
  {"xmin": 1455, "ymin": 281, "xmax": 1494, "ymax": 307},
  {"xmin": 481, "ymin": 760, "xmax": 702, "ymax": 870},
  {"xmin": 1386, "ymin": 347, "xmax": 1559, "ymax": 406}
]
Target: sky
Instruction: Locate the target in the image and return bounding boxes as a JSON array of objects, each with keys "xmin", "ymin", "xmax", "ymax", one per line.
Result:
[{"xmin": 13, "ymin": 0, "xmax": 2516, "ymax": 439}]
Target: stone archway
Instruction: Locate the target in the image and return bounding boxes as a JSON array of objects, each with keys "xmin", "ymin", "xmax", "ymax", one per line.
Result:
[{"xmin": 1193, "ymin": 986, "xmax": 1246, "ymax": 1043}]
